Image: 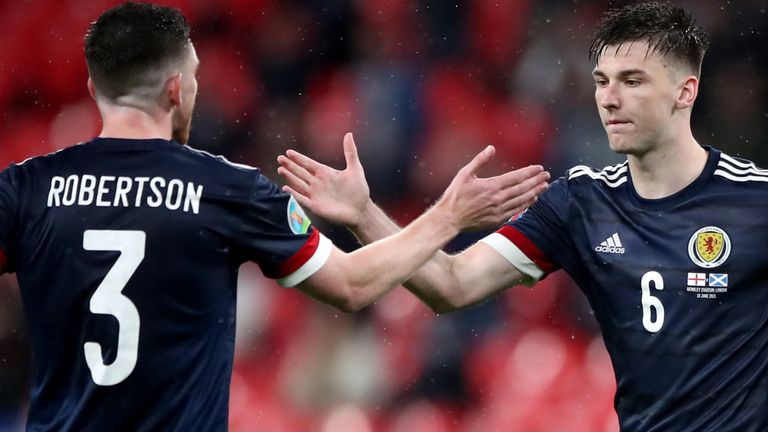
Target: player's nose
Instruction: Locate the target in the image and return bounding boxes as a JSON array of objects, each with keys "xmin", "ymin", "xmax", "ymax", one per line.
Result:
[{"xmin": 598, "ymin": 83, "xmax": 620, "ymax": 110}]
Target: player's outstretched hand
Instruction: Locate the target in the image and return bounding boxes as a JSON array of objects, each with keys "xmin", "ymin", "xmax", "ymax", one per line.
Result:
[
  {"xmin": 277, "ymin": 133, "xmax": 371, "ymax": 229},
  {"xmin": 435, "ymin": 145, "xmax": 550, "ymax": 231}
]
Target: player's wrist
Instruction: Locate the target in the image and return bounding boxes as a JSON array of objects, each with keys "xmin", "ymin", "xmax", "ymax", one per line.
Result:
[
  {"xmin": 349, "ymin": 197, "xmax": 375, "ymax": 231},
  {"xmin": 430, "ymin": 197, "xmax": 462, "ymax": 235}
]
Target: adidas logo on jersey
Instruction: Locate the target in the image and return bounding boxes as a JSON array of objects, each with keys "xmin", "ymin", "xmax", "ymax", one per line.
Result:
[{"xmin": 595, "ymin": 233, "xmax": 625, "ymax": 254}]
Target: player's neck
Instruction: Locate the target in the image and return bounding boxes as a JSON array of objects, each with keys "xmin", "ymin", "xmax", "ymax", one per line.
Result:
[
  {"xmin": 627, "ymin": 134, "xmax": 707, "ymax": 200},
  {"xmin": 98, "ymin": 105, "xmax": 172, "ymax": 141}
]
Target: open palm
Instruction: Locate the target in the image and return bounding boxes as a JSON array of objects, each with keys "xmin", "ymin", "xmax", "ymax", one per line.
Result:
[{"xmin": 277, "ymin": 133, "xmax": 371, "ymax": 229}]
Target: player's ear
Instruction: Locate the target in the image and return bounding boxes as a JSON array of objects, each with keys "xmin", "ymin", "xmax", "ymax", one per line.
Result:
[
  {"xmin": 87, "ymin": 78, "xmax": 97, "ymax": 101},
  {"xmin": 675, "ymin": 75, "xmax": 699, "ymax": 110},
  {"xmin": 166, "ymin": 73, "xmax": 183, "ymax": 109}
]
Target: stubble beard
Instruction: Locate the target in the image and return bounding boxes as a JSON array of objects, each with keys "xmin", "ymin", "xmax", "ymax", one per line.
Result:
[
  {"xmin": 607, "ymin": 129, "xmax": 659, "ymax": 158},
  {"xmin": 172, "ymin": 104, "xmax": 194, "ymax": 144},
  {"xmin": 607, "ymin": 135, "xmax": 632, "ymax": 155}
]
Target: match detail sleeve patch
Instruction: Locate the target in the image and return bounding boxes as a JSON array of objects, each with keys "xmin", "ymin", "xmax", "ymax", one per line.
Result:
[
  {"xmin": 480, "ymin": 225, "xmax": 555, "ymax": 284},
  {"xmin": 277, "ymin": 231, "xmax": 332, "ymax": 287}
]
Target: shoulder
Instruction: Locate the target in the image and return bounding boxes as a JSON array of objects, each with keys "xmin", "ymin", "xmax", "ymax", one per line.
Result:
[
  {"xmin": 14, "ymin": 142, "xmax": 89, "ymax": 168},
  {"xmin": 0, "ymin": 142, "xmax": 90, "ymax": 184},
  {"xmin": 178, "ymin": 144, "xmax": 262, "ymax": 175},
  {"xmin": 530, "ymin": 161, "xmax": 628, "ymax": 211},
  {"xmin": 566, "ymin": 160, "xmax": 629, "ymax": 188},
  {"xmin": 178, "ymin": 145, "xmax": 288, "ymax": 201},
  {"xmin": 179, "ymin": 145, "xmax": 275, "ymax": 190},
  {"xmin": 713, "ymin": 151, "xmax": 768, "ymax": 186}
]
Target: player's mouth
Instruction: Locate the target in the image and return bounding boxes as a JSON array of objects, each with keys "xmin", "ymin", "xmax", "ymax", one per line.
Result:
[{"xmin": 605, "ymin": 119, "xmax": 632, "ymax": 131}]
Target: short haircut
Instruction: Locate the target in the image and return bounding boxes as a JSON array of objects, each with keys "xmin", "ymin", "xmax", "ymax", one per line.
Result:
[
  {"xmin": 84, "ymin": 2, "xmax": 191, "ymax": 100},
  {"xmin": 589, "ymin": 2, "xmax": 710, "ymax": 76}
]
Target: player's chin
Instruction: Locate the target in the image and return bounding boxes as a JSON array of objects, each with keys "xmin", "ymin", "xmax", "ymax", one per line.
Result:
[{"xmin": 606, "ymin": 136, "xmax": 634, "ymax": 155}]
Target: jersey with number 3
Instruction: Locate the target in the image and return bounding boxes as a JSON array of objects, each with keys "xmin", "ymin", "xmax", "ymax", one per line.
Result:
[
  {"xmin": 0, "ymin": 138, "xmax": 331, "ymax": 431},
  {"xmin": 481, "ymin": 147, "xmax": 768, "ymax": 432}
]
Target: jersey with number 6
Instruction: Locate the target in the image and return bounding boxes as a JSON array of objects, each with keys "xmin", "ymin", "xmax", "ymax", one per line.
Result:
[
  {"xmin": 481, "ymin": 147, "xmax": 768, "ymax": 432},
  {"xmin": 0, "ymin": 137, "xmax": 331, "ymax": 431}
]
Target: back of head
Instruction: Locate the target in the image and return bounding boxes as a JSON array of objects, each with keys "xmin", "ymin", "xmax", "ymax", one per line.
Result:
[
  {"xmin": 85, "ymin": 2, "xmax": 191, "ymax": 101},
  {"xmin": 589, "ymin": 2, "xmax": 710, "ymax": 77}
]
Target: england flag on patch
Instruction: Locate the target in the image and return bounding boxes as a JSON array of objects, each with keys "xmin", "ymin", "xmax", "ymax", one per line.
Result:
[
  {"xmin": 687, "ymin": 273, "xmax": 706, "ymax": 287},
  {"xmin": 709, "ymin": 273, "xmax": 728, "ymax": 287}
]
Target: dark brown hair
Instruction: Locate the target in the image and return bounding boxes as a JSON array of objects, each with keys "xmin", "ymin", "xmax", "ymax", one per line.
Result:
[
  {"xmin": 589, "ymin": 2, "xmax": 709, "ymax": 76},
  {"xmin": 85, "ymin": 2, "xmax": 191, "ymax": 99}
]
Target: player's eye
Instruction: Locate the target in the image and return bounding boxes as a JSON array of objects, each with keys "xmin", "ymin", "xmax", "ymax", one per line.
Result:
[
  {"xmin": 625, "ymin": 79, "xmax": 640, "ymax": 87},
  {"xmin": 594, "ymin": 79, "xmax": 608, "ymax": 87}
]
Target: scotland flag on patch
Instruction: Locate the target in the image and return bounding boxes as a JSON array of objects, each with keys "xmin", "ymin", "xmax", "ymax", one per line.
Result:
[{"xmin": 709, "ymin": 273, "xmax": 728, "ymax": 287}]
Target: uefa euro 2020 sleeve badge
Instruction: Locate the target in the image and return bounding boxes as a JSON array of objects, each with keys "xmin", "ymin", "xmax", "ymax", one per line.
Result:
[{"xmin": 287, "ymin": 196, "xmax": 312, "ymax": 235}]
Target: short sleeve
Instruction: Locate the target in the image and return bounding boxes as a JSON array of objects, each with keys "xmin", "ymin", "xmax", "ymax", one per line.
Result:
[
  {"xmin": 0, "ymin": 166, "xmax": 19, "ymax": 272},
  {"xmin": 228, "ymin": 172, "xmax": 331, "ymax": 287},
  {"xmin": 480, "ymin": 176, "xmax": 575, "ymax": 285}
]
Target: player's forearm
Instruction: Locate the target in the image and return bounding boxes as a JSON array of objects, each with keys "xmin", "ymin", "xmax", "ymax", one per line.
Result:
[
  {"xmin": 349, "ymin": 199, "xmax": 466, "ymax": 312},
  {"xmin": 340, "ymin": 200, "xmax": 460, "ymax": 308},
  {"xmin": 400, "ymin": 255, "xmax": 467, "ymax": 313},
  {"xmin": 348, "ymin": 198, "xmax": 401, "ymax": 245}
]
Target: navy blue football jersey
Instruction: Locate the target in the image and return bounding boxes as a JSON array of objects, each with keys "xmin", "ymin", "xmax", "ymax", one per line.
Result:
[
  {"xmin": 481, "ymin": 147, "xmax": 768, "ymax": 432},
  {"xmin": 0, "ymin": 137, "xmax": 331, "ymax": 431}
]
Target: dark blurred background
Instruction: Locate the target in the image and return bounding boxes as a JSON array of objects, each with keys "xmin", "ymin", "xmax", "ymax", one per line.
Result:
[{"xmin": 0, "ymin": 0, "xmax": 766, "ymax": 430}]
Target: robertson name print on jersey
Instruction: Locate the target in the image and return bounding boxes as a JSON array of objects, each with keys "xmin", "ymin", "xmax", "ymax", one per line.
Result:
[{"xmin": 47, "ymin": 175, "xmax": 204, "ymax": 214}]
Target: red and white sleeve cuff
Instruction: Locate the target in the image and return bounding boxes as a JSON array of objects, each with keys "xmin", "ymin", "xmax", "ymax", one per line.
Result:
[
  {"xmin": 480, "ymin": 232, "xmax": 545, "ymax": 286},
  {"xmin": 277, "ymin": 233, "xmax": 332, "ymax": 287}
]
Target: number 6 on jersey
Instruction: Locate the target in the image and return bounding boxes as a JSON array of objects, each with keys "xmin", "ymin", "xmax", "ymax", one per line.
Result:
[
  {"xmin": 641, "ymin": 271, "xmax": 665, "ymax": 333},
  {"xmin": 83, "ymin": 230, "xmax": 145, "ymax": 386}
]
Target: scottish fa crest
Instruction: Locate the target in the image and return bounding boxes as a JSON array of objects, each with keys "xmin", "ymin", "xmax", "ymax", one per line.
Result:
[
  {"xmin": 688, "ymin": 226, "xmax": 731, "ymax": 268},
  {"xmin": 287, "ymin": 196, "xmax": 311, "ymax": 234}
]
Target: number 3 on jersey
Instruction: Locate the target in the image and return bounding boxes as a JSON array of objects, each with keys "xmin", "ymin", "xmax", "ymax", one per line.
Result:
[
  {"xmin": 641, "ymin": 271, "xmax": 665, "ymax": 333},
  {"xmin": 83, "ymin": 230, "xmax": 145, "ymax": 386}
]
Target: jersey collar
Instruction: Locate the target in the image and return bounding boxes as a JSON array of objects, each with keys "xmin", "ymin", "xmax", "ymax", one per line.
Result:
[
  {"xmin": 625, "ymin": 146, "xmax": 720, "ymax": 211},
  {"xmin": 88, "ymin": 137, "xmax": 180, "ymax": 151}
]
